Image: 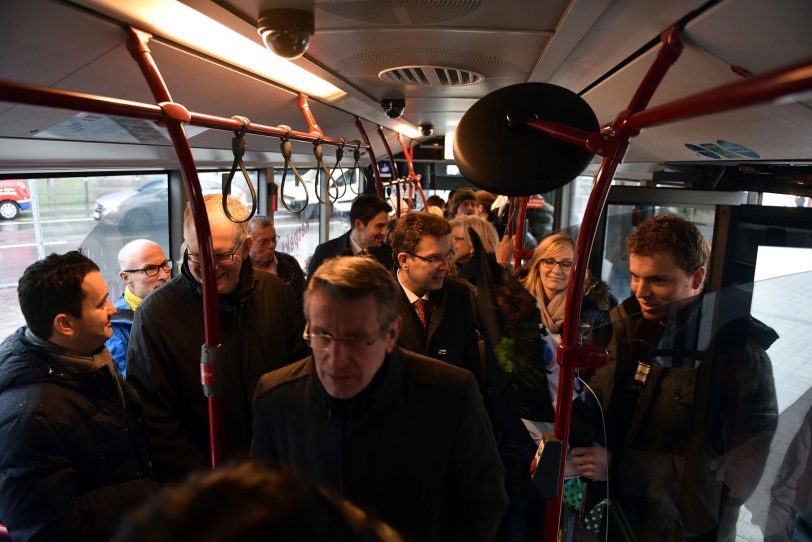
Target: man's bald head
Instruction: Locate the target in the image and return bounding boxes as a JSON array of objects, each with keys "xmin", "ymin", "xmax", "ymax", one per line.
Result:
[{"xmin": 118, "ymin": 239, "xmax": 171, "ymax": 299}]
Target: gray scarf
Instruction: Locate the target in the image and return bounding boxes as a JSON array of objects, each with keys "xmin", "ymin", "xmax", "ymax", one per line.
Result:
[
  {"xmin": 538, "ymin": 289, "xmax": 567, "ymax": 335},
  {"xmin": 25, "ymin": 329, "xmax": 127, "ymax": 408}
]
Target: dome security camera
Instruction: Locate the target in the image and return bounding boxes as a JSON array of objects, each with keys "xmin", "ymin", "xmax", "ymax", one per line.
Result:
[
  {"xmin": 419, "ymin": 123, "xmax": 434, "ymax": 137},
  {"xmin": 382, "ymin": 98, "xmax": 406, "ymax": 119},
  {"xmin": 258, "ymin": 9, "xmax": 315, "ymax": 60}
]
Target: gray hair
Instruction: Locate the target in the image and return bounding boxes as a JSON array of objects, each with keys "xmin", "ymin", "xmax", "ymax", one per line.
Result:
[
  {"xmin": 449, "ymin": 215, "xmax": 499, "ymax": 254},
  {"xmin": 183, "ymin": 194, "xmax": 248, "ymax": 244},
  {"xmin": 249, "ymin": 215, "xmax": 273, "ymax": 229},
  {"xmin": 304, "ymin": 257, "xmax": 399, "ymax": 332}
]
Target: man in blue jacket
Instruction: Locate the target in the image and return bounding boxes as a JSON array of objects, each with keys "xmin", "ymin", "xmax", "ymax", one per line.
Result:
[
  {"xmin": 106, "ymin": 238, "xmax": 172, "ymax": 375},
  {"xmin": 0, "ymin": 251, "xmax": 158, "ymax": 542}
]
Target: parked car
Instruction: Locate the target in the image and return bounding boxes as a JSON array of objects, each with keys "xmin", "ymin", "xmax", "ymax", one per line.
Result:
[
  {"xmin": 93, "ymin": 178, "xmax": 246, "ymax": 231},
  {"xmin": 0, "ymin": 179, "xmax": 31, "ymax": 220}
]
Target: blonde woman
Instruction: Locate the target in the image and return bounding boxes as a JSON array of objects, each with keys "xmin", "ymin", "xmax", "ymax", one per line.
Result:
[{"xmin": 522, "ymin": 231, "xmax": 616, "ymax": 343}]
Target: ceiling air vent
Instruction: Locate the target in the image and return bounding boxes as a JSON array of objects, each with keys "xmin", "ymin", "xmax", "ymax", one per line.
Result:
[{"xmin": 379, "ymin": 65, "xmax": 484, "ymax": 87}]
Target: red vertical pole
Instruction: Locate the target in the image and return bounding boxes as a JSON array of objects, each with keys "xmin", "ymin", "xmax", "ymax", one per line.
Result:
[
  {"xmin": 355, "ymin": 118, "xmax": 384, "ymax": 198},
  {"xmin": 125, "ymin": 27, "xmax": 224, "ymax": 469},
  {"xmin": 377, "ymin": 126, "xmax": 401, "ymax": 216},
  {"xmin": 297, "ymin": 93, "xmax": 324, "ymax": 136},
  {"xmin": 514, "ymin": 196, "xmax": 529, "ymax": 269},
  {"xmin": 541, "ymin": 27, "xmax": 684, "ymax": 542},
  {"xmin": 397, "ymin": 135, "xmax": 428, "ymax": 209}
]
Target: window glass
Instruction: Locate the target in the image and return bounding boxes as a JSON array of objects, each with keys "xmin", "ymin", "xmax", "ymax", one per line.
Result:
[
  {"xmin": 1, "ymin": 173, "xmax": 171, "ymax": 337},
  {"xmin": 762, "ymin": 192, "xmax": 810, "ymax": 208},
  {"xmin": 568, "ymin": 175, "xmax": 596, "ymax": 228},
  {"xmin": 601, "ymin": 204, "xmax": 715, "ymax": 302},
  {"xmin": 274, "ymin": 167, "xmax": 322, "ymax": 272}
]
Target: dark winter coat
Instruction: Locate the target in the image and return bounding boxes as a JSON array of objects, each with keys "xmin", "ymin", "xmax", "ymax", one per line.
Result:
[
  {"xmin": 126, "ymin": 257, "xmax": 306, "ymax": 482},
  {"xmin": 274, "ymin": 250, "xmax": 306, "ymax": 309},
  {"xmin": 252, "ymin": 348, "xmax": 509, "ymax": 542},
  {"xmin": 0, "ymin": 328, "xmax": 158, "ymax": 542},
  {"xmin": 582, "ymin": 293, "xmax": 778, "ymax": 541},
  {"xmin": 307, "ymin": 230, "xmax": 393, "ymax": 278},
  {"xmin": 395, "ymin": 275, "xmax": 483, "ymax": 385}
]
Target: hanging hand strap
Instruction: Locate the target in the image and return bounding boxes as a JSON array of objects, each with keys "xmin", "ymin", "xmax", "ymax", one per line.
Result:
[
  {"xmin": 222, "ymin": 115, "xmax": 258, "ymax": 223},
  {"xmin": 278, "ymin": 125, "xmax": 309, "ymax": 214},
  {"xmin": 329, "ymin": 137, "xmax": 348, "ymax": 199},
  {"xmin": 349, "ymin": 140, "xmax": 365, "ymax": 195},
  {"xmin": 312, "ymin": 137, "xmax": 340, "ymax": 205}
]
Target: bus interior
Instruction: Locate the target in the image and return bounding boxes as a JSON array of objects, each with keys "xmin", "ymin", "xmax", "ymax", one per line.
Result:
[{"xmin": 1, "ymin": 0, "xmax": 812, "ymax": 540}]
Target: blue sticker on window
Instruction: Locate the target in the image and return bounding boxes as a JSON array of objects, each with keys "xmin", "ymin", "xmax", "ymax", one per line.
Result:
[
  {"xmin": 685, "ymin": 143, "xmax": 721, "ymax": 159},
  {"xmin": 716, "ymin": 140, "xmax": 760, "ymax": 158}
]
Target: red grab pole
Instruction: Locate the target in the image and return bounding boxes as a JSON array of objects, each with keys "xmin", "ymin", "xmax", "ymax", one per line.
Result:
[
  {"xmin": 125, "ymin": 27, "xmax": 225, "ymax": 469},
  {"xmin": 355, "ymin": 118, "xmax": 384, "ymax": 198},
  {"xmin": 297, "ymin": 93, "xmax": 324, "ymax": 136},
  {"xmin": 539, "ymin": 27, "xmax": 685, "ymax": 542},
  {"xmin": 397, "ymin": 134, "xmax": 428, "ymax": 209},
  {"xmin": 376, "ymin": 126, "xmax": 402, "ymax": 215}
]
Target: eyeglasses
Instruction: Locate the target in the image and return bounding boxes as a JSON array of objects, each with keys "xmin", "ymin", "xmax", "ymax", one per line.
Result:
[
  {"xmin": 405, "ymin": 250, "xmax": 455, "ymax": 265},
  {"xmin": 540, "ymin": 258, "xmax": 573, "ymax": 270},
  {"xmin": 253, "ymin": 236, "xmax": 280, "ymax": 247},
  {"xmin": 188, "ymin": 238, "xmax": 244, "ymax": 264},
  {"xmin": 123, "ymin": 260, "xmax": 174, "ymax": 277},
  {"xmin": 303, "ymin": 323, "xmax": 381, "ymax": 352}
]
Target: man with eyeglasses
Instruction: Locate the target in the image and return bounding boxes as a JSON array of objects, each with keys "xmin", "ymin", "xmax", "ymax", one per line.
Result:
[
  {"xmin": 306, "ymin": 194, "xmax": 393, "ymax": 278},
  {"xmin": 252, "ymin": 256, "xmax": 508, "ymax": 541},
  {"xmin": 126, "ymin": 195, "xmax": 306, "ymax": 483},
  {"xmin": 391, "ymin": 212, "xmax": 482, "ymax": 385},
  {"xmin": 248, "ymin": 215, "xmax": 305, "ymax": 310},
  {"xmin": 106, "ymin": 238, "xmax": 172, "ymax": 376}
]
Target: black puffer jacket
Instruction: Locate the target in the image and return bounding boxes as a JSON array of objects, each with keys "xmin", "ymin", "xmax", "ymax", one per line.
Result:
[{"xmin": 0, "ymin": 328, "xmax": 158, "ymax": 542}]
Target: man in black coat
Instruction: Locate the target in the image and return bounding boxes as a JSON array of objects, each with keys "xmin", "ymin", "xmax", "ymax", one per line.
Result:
[
  {"xmin": 0, "ymin": 251, "xmax": 158, "ymax": 542},
  {"xmin": 306, "ymin": 194, "xmax": 392, "ymax": 277},
  {"xmin": 390, "ymin": 212, "xmax": 482, "ymax": 385},
  {"xmin": 252, "ymin": 257, "xmax": 508, "ymax": 541},
  {"xmin": 248, "ymin": 215, "xmax": 305, "ymax": 310},
  {"xmin": 126, "ymin": 195, "xmax": 306, "ymax": 482}
]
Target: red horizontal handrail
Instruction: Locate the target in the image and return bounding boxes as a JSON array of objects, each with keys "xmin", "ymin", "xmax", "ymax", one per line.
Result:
[
  {"xmin": 628, "ymin": 56, "xmax": 812, "ymax": 131},
  {"xmin": 0, "ymin": 79, "xmax": 365, "ymax": 149}
]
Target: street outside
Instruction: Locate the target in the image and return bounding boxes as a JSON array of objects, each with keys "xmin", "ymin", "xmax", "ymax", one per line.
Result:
[{"xmin": 0, "ymin": 201, "xmax": 348, "ymax": 334}]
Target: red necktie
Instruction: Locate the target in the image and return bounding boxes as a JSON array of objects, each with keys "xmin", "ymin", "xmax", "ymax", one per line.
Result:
[{"xmin": 413, "ymin": 298, "xmax": 427, "ymax": 329}]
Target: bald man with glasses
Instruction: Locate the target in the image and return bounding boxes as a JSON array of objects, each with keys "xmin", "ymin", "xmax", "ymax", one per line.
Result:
[
  {"xmin": 106, "ymin": 238, "xmax": 172, "ymax": 376},
  {"xmin": 126, "ymin": 195, "xmax": 306, "ymax": 483},
  {"xmin": 252, "ymin": 256, "xmax": 508, "ymax": 542},
  {"xmin": 391, "ymin": 212, "xmax": 482, "ymax": 386}
]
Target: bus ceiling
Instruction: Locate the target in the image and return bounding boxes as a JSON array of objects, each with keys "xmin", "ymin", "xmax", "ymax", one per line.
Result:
[{"xmin": 0, "ymin": 0, "xmax": 810, "ymax": 194}]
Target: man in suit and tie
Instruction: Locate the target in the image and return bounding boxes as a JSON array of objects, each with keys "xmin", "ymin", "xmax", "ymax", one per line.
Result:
[
  {"xmin": 390, "ymin": 212, "xmax": 482, "ymax": 385},
  {"xmin": 307, "ymin": 194, "xmax": 392, "ymax": 277}
]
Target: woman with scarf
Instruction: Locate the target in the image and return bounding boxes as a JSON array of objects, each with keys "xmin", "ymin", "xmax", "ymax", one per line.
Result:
[
  {"xmin": 520, "ymin": 232, "xmax": 618, "ymax": 540},
  {"xmin": 522, "ymin": 231, "xmax": 616, "ymax": 345}
]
